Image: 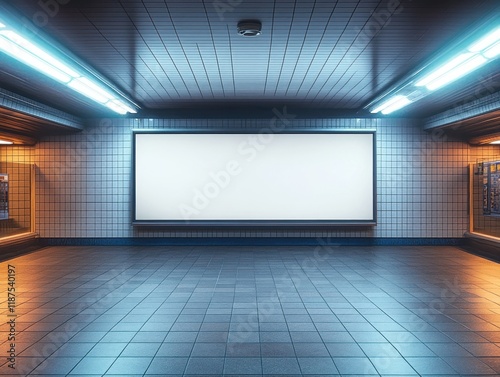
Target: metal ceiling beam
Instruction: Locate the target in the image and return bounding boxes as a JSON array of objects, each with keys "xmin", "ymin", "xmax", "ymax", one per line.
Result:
[
  {"xmin": 0, "ymin": 88, "xmax": 84, "ymax": 130},
  {"xmin": 423, "ymin": 91, "xmax": 500, "ymax": 130}
]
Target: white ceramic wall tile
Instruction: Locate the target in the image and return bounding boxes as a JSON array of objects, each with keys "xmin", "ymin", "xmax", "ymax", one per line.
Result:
[{"xmin": 26, "ymin": 117, "xmax": 493, "ymax": 238}]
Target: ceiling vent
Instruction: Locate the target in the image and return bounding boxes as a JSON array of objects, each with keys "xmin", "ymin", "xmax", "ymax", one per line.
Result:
[{"xmin": 237, "ymin": 20, "xmax": 262, "ymax": 37}]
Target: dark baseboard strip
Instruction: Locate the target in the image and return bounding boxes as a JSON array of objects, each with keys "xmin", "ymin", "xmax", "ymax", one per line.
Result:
[
  {"xmin": 462, "ymin": 233, "xmax": 500, "ymax": 262},
  {"xmin": 39, "ymin": 237, "xmax": 465, "ymax": 247},
  {"xmin": 0, "ymin": 235, "xmax": 41, "ymax": 261}
]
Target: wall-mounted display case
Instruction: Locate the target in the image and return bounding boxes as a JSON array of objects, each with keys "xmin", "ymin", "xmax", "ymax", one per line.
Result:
[
  {"xmin": 0, "ymin": 174, "xmax": 7, "ymax": 220},
  {"xmin": 482, "ymin": 161, "xmax": 500, "ymax": 217},
  {"xmin": 469, "ymin": 161, "xmax": 500, "ymax": 239},
  {"xmin": 0, "ymin": 164, "xmax": 35, "ymax": 239}
]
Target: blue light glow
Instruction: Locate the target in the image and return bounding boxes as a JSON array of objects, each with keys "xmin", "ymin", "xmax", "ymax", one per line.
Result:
[{"xmin": 0, "ymin": 15, "xmax": 137, "ymax": 114}]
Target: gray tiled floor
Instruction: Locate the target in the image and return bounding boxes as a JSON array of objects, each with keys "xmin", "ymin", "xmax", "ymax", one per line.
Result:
[{"xmin": 0, "ymin": 245, "xmax": 500, "ymax": 376}]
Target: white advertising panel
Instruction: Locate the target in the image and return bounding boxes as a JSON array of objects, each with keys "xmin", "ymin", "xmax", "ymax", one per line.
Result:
[{"xmin": 134, "ymin": 132, "xmax": 375, "ymax": 225}]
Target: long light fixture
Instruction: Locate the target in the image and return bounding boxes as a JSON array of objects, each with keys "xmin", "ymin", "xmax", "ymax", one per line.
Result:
[
  {"xmin": 0, "ymin": 140, "xmax": 13, "ymax": 145},
  {"xmin": 0, "ymin": 13, "xmax": 137, "ymax": 115},
  {"xmin": 369, "ymin": 25, "xmax": 500, "ymax": 115},
  {"xmin": 371, "ymin": 95, "xmax": 413, "ymax": 115}
]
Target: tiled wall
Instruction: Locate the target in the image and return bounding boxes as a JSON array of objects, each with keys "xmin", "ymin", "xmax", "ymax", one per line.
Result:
[
  {"xmin": 33, "ymin": 116, "xmax": 482, "ymax": 239},
  {"xmin": 0, "ymin": 146, "xmax": 34, "ymax": 235}
]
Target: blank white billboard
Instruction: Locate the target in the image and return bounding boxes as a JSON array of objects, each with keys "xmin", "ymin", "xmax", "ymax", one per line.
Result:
[{"xmin": 134, "ymin": 132, "xmax": 375, "ymax": 225}]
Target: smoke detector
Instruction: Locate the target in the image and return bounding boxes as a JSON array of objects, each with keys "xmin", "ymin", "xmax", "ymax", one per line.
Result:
[{"xmin": 237, "ymin": 20, "xmax": 262, "ymax": 37}]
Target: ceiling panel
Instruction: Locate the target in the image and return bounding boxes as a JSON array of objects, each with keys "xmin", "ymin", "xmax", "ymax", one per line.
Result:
[
  {"xmin": 439, "ymin": 110, "xmax": 500, "ymax": 144},
  {"xmin": 0, "ymin": 107, "xmax": 78, "ymax": 145},
  {"xmin": 0, "ymin": 0, "xmax": 499, "ymax": 117}
]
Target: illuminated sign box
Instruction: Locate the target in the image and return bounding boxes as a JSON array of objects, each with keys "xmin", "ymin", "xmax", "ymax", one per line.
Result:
[{"xmin": 133, "ymin": 131, "xmax": 376, "ymax": 226}]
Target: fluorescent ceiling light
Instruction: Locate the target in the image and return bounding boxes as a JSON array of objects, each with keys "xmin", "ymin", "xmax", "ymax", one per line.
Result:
[
  {"xmin": 469, "ymin": 27, "xmax": 500, "ymax": 52},
  {"xmin": 369, "ymin": 24, "xmax": 499, "ymax": 115},
  {"xmin": 68, "ymin": 77, "xmax": 113, "ymax": 104},
  {"xmin": 0, "ymin": 30, "xmax": 79, "ymax": 78},
  {"xmin": 415, "ymin": 53, "xmax": 473, "ymax": 88},
  {"xmin": 425, "ymin": 54, "xmax": 488, "ymax": 91},
  {"xmin": 490, "ymin": 140, "xmax": 500, "ymax": 145},
  {"xmin": 371, "ymin": 95, "xmax": 412, "ymax": 115},
  {"xmin": 0, "ymin": 35, "xmax": 72, "ymax": 83},
  {"xmin": 0, "ymin": 16, "xmax": 137, "ymax": 114},
  {"xmin": 371, "ymin": 96, "xmax": 402, "ymax": 113},
  {"xmin": 0, "ymin": 140, "xmax": 13, "ymax": 145},
  {"xmin": 416, "ymin": 26, "xmax": 499, "ymax": 91},
  {"xmin": 381, "ymin": 96, "xmax": 412, "ymax": 115},
  {"xmin": 484, "ymin": 41, "xmax": 500, "ymax": 58},
  {"xmin": 106, "ymin": 100, "xmax": 136, "ymax": 115}
]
